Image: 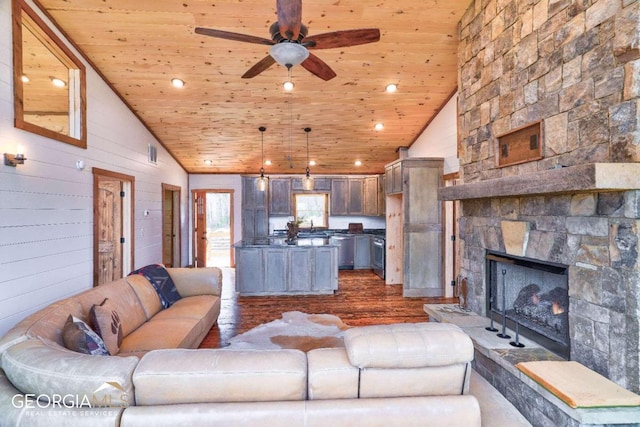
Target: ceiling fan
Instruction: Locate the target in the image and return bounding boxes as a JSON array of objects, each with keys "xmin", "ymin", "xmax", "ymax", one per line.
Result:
[{"xmin": 195, "ymin": 0, "xmax": 380, "ymax": 81}]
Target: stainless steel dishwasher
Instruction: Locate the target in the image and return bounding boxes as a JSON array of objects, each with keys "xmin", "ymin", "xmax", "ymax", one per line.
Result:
[{"xmin": 329, "ymin": 235, "xmax": 355, "ymax": 269}]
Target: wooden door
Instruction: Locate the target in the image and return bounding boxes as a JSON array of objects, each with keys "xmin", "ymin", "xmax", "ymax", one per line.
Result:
[
  {"xmin": 193, "ymin": 191, "xmax": 207, "ymax": 268},
  {"xmin": 93, "ymin": 168, "xmax": 134, "ymax": 286},
  {"xmin": 97, "ymin": 177, "xmax": 123, "ymax": 284},
  {"xmin": 162, "ymin": 184, "xmax": 181, "ymax": 267}
]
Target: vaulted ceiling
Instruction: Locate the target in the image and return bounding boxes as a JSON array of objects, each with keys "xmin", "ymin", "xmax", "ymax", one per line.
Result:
[{"xmin": 33, "ymin": 0, "xmax": 470, "ymax": 174}]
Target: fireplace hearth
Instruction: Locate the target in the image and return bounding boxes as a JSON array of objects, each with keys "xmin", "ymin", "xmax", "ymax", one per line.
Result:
[{"xmin": 486, "ymin": 252, "xmax": 569, "ymax": 358}]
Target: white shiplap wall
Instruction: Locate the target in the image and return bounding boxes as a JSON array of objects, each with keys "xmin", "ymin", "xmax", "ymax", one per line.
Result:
[{"xmin": 0, "ymin": 0, "xmax": 188, "ymax": 336}]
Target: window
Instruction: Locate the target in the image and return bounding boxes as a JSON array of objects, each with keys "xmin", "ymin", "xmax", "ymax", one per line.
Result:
[{"xmin": 294, "ymin": 194, "xmax": 328, "ymax": 228}]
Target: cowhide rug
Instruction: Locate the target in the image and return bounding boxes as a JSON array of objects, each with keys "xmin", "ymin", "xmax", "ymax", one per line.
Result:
[{"xmin": 225, "ymin": 311, "xmax": 350, "ymax": 352}]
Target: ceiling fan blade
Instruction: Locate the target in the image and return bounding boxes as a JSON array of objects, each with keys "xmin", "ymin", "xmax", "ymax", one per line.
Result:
[
  {"xmin": 195, "ymin": 27, "xmax": 274, "ymax": 46},
  {"xmin": 301, "ymin": 53, "xmax": 336, "ymax": 81},
  {"xmin": 306, "ymin": 29, "xmax": 381, "ymax": 49},
  {"xmin": 276, "ymin": 0, "xmax": 302, "ymax": 40},
  {"xmin": 242, "ymin": 55, "xmax": 277, "ymax": 79}
]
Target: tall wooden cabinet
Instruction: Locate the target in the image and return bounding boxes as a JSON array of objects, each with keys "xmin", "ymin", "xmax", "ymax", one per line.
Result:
[
  {"xmin": 241, "ymin": 176, "xmax": 269, "ymax": 240},
  {"xmin": 385, "ymin": 158, "xmax": 444, "ymax": 297}
]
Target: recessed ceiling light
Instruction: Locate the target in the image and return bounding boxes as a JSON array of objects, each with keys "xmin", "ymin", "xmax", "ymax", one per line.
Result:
[
  {"xmin": 264, "ymin": 160, "xmax": 272, "ymax": 166},
  {"xmin": 21, "ymin": 75, "xmax": 29, "ymax": 83},
  {"xmin": 171, "ymin": 78, "xmax": 185, "ymax": 88},
  {"xmin": 51, "ymin": 77, "xmax": 66, "ymax": 88},
  {"xmin": 374, "ymin": 123, "xmax": 384, "ymax": 131},
  {"xmin": 385, "ymin": 83, "xmax": 398, "ymax": 93},
  {"xmin": 283, "ymin": 81, "xmax": 294, "ymax": 91},
  {"xmin": 203, "ymin": 159, "xmax": 213, "ymax": 166},
  {"xmin": 354, "ymin": 160, "xmax": 362, "ymax": 166},
  {"xmin": 309, "ymin": 160, "xmax": 316, "ymax": 166}
]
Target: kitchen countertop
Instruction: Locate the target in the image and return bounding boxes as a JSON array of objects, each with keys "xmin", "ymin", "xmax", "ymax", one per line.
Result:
[{"xmin": 235, "ymin": 238, "xmax": 339, "ymax": 248}]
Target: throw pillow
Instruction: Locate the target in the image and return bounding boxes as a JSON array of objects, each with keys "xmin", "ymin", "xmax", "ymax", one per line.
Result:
[
  {"xmin": 129, "ymin": 264, "xmax": 181, "ymax": 308},
  {"xmin": 62, "ymin": 315, "xmax": 109, "ymax": 356},
  {"xmin": 89, "ymin": 298, "xmax": 123, "ymax": 355}
]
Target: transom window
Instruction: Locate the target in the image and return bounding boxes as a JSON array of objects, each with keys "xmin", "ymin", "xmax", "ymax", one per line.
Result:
[{"xmin": 293, "ymin": 194, "xmax": 328, "ymax": 228}]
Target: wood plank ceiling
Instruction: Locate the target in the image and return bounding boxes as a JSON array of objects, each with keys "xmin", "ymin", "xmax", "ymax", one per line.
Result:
[{"xmin": 34, "ymin": 0, "xmax": 471, "ymax": 174}]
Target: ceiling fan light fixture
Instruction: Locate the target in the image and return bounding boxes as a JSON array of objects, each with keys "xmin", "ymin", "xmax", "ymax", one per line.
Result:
[
  {"xmin": 283, "ymin": 80, "xmax": 294, "ymax": 91},
  {"xmin": 269, "ymin": 42, "xmax": 309, "ymax": 68}
]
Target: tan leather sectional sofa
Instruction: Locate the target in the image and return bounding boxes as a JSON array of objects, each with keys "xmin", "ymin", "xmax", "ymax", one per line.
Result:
[{"xmin": 0, "ymin": 266, "xmax": 481, "ymax": 426}]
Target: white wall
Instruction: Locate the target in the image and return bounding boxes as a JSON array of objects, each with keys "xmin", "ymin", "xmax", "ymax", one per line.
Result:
[
  {"xmin": 409, "ymin": 94, "xmax": 459, "ymax": 174},
  {"xmin": 0, "ymin": 0, "xmax": 188, "ymax": 336}
]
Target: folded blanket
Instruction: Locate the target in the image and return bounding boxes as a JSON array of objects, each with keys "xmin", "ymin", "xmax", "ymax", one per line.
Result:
[{"xmin": 130, "ymin": 264, "xmax": 181, "ymax": 308}]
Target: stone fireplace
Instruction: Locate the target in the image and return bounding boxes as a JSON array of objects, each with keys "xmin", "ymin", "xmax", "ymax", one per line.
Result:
[
  {"xmin": 439, "ymin": 0, "xmax": 640, "ymax": 399},
  {"xmin": 486, "ymin": 251, "xmax": 570, "ymax": 358}
]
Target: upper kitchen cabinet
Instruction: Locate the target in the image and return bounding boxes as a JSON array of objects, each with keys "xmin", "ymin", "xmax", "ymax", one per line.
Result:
[
  {"xmin": 364, "ymin": 175, "xmax": 379, "ymax": 216},
  {"xmin": 242, "ymin": 176, "xmax": 269, "ymax": 240},
  {"xmin": 330, "ymin": 178, "xmax": 364, "ymax": 216},
  {"xmin": 385, "ymin": 161, "xmax": 403, "ymax": 195},
  {"xmin": 269, "ymin": 178, "xmax": 292, "ymax": 216},
  {"xmin": 292, "ymin": 177, "xmax": 331, "ymax": 191}
]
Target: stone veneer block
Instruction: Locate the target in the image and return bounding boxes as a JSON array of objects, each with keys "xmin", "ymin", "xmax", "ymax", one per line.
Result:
[{"xmin": 501, "ymin": 221, "xmax": 530, "ymax": 257}]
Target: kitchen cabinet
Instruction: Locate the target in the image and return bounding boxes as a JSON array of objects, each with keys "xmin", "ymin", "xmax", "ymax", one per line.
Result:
[
  {"xmin": 331, "ymin": 178, "xmax": 364, "ymax": 216},
  {"xmin": 364, "ymin": 176, "xmax": 379, "ymax": 216},
  {"xmin": 385, "ymin": 158, "xmax": 444, "ymax": 297},
  {"xmin": 269, "ymin": 178, "xmax": 292, "ymax": 216},
  {"xmin": 330, "ymin": 179, "xmax": 349, "ymax": 215},
  {"xmin": 292, "ymin": 177, "xmax": 331, "ymax": 191},
  {"xmin": 241, "ymin": 176, "xmax": 269, "ymax": 240},
  {"xmin": 385, "ymin": 161, "xmax": 403, "ymax": 195},
  {"xmin": 313, "ymin": 247, "xmax": 339, "ymax": 292},
  {"xmin": 354, "ymin": 234, "xmax": 372, "ymax": 269}
]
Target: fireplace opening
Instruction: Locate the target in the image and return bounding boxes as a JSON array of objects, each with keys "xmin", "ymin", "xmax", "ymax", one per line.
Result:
[{"xmin": 485, "ymin": 251, "xmax": 569, "ymax": 358}]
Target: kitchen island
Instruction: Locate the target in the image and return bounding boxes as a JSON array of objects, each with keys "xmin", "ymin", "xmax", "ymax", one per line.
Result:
[{"xmin": 234, "ymin": 238, "xmax": 339, "ymax": 295}]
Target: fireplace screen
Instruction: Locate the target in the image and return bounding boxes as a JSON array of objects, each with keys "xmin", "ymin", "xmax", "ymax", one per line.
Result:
[{"xmin": 486, "ymin": 252, "xmax": 569, "ymax": 358}]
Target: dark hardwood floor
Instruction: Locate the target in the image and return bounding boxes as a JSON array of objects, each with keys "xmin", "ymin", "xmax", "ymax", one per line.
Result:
[{"xmin": 199, "ymin": 269, "xmax": 458, "ymax": 348}]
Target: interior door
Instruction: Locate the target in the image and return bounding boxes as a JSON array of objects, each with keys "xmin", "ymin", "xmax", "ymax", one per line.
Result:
[
  {"xmin": 162, "ymin": 184, "xmax": 181, "ymax": 267},
  {"xmin": 93, "ymin": 168, "xmax": 134, "ymax": 286},
  {"xmin": 96, "ymin": 177, "xmax": 123, "ymax": 284}
]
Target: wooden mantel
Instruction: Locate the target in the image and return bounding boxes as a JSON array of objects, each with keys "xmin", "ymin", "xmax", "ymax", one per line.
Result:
[{"xmin": 439, "ymin": 163, "xmax": 640, "ymax": 201}]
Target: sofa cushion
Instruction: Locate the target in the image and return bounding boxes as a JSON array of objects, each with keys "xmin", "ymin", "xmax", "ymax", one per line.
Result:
[
  {"xmin": 118, "ymin": 318, "xmax": 203, "ymax": 355},
  {"xmin": 89, "ymin": 298, "xmax": 123, "ymax": 355},
  {"xmin": 75, "ymin": 278, "xmax": 147, "ymax": 337},
  {"xmin": 126, "ymin": 274, "xmax": 163, "ymax": 319},
  {"xmin": 344, "ymin": 322, "xmax": 474, "ymax": 369},
  {"xmin": 166, "ymin": 267, "xmax": 222, "ymax": 297},
  {"xmin": 307, "ymin": 348, "xmax": 359, "ymax": 400},
  {"xmin": 132, "ymin": 349, "xmax": 308, "ymax": 405},
  {"xmin": 130, "ymin": 264, "xmax": 181, "ymax": 308},
  {"xmin": 62, "ymin": 315, "xmax": 109, "ymax": 356}
]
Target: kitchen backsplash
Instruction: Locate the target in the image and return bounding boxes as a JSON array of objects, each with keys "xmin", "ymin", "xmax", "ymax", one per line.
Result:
[{"xmin": 269, "ymin": 215, "xmax": 386, "ymax": 234}]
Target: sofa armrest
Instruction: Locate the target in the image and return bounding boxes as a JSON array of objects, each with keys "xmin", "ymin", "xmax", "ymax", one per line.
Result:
[
  {"xmin": 2, "ymin": 338, "xmax": 138, "ymax": 407},
  {"xmin": 166, "ymin": 267, "xmax": 222, "ymax": 297}
]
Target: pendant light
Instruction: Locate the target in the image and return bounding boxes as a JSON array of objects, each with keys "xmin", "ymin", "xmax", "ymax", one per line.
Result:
[
  {"xmin": 302, "ymin": 127, "xmax": 314, "ymax": 191},
  {"xmin": 256, "ymin": 126, "xmax": 268, "ymax": 191}
]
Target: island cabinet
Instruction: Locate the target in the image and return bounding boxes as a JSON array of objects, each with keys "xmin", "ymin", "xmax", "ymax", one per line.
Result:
[
  {"xmin": 330, "ymin": 178, "xmax": 364, "ymax": 215},
  {"xmin": 269, "ymin": 178, "xmax": 292, "ymax": 216},
  {"xmin": 235, "ymin": 243, "xmax": 338, "ymax": 295},
  {"xmin": 241, "ymin": 177, "xmax": 269, "ymax": 240}
]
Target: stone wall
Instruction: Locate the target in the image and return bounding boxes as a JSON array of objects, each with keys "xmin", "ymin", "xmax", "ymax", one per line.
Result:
[
  {"xmin": 456, "ymin": 0, "xmax": 640, "ymax": 391},
  {"xmin": 458, "ymin": 0, "xmax": 639, "ymax": 183}
]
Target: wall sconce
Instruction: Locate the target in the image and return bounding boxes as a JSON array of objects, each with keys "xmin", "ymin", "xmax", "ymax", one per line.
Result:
[{"xmin": 4, "ymin": 148, "xmax": 27, "ymax": 167}]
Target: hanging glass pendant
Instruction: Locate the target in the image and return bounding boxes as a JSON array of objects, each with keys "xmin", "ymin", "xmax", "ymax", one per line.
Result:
[
  {"xmin": 302, "ymin": 167, "xmax": 314, "ymax": 191},
  {"xmin": 256, "ymin": 126, "xmax": 268, "ymax": 191}
]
